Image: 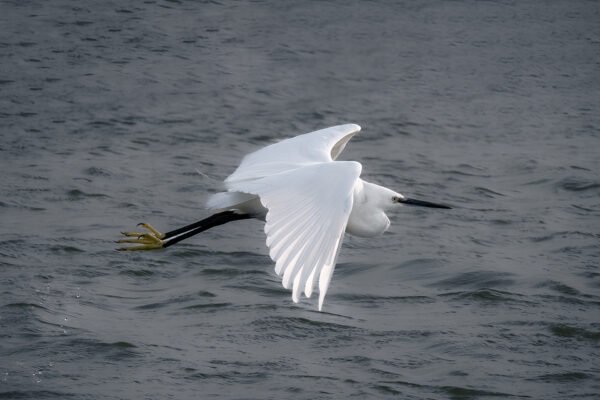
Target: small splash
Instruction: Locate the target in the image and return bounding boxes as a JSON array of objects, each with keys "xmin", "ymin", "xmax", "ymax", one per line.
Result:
[{"xmin": 32, "ymin": 370, "xmax": 42, "ymax": 383}]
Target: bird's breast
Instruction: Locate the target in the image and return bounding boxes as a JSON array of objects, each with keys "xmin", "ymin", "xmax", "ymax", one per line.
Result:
[
  {"xmin": 346, "ymin": 209, "xmax": 390, "ymax": 237},
  {"xmin": 345, "ymin": 180, "xmax": 391, "ymax": 237}
]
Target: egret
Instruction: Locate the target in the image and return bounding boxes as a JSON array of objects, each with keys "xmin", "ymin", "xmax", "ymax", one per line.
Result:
[{"xmin": 118, "ymin": 124, "xmax": 451, "ymax": 310}]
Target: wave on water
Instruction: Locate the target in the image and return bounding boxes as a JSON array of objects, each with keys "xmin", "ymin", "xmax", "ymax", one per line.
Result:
[
  {"xmin": 430, "ymin": 270, "xmax": 516, "ymax": 290},
  {"xmin": 250, "ymin": 316, "xmax": 363, "ymax": 340},
  {"xmin": 556, "ymin": 177, "xmax": 600, "ymax": 193},
  {"xmin": 2, "ymin": 0, "xmax": 599, "ymax": 398},
  {"xmin": 0, "ymin": 391, "xmax": 77, "ymax": 399},
  {"xmin": 440, "ymin": 288, "xmax": 537, "ymax": 306}
]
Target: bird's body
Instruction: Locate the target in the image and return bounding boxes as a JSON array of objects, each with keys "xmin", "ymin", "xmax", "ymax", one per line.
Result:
[{"xmin": 118, "ymin": 124, "xmax": 450, "ymax": 310}]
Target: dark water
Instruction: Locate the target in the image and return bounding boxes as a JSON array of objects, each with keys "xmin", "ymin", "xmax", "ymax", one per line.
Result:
[{"xmin": 1, "ymin": 1, "xmax": 599, "ymax": 399}]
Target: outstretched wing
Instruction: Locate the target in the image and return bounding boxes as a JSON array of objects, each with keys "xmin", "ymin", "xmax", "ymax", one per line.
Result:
[
  {"xmin": 225, "ymin": 124, "xmax": 360, "ymax": 185},
  {"xmin": 229, "ymin": 161, "xmax": 362, "ymax": 310}
]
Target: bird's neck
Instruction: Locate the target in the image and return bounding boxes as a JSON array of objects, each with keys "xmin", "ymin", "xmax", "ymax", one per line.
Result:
[{"xmin": 346, "ymin": 180, "xmax": 393, "ymax": 237}]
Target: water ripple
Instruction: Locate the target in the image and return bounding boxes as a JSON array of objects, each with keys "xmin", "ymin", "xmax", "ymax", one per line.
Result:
[
  {"xmin": 557, "ymin": 177, "xmax": 600, "ymax": 192},
  {"xmin": 251, "ymin": 316, "xmax": 362, "ymax": 339},
  {"xmin": 431, "ymin": 271, "xmax": 516, "ymax": 289},
  {"xmin": 441, "ymin": 289, "xmax": 536, "ymax": 306},
  {"xmin": 0, "ymin": 391, "xmax": 76, "ymax": 399},
  {"xmin": 549, "ymin": 324, "xmax": 600, "ymax": 341}
]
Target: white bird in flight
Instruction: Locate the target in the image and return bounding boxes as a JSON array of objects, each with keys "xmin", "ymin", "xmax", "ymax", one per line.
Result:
[{"xmin": 118, "ymin": 124, "xmax": 450, "ymax": 310}]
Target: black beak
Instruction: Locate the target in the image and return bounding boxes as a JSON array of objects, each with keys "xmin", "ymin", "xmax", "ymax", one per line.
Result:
[{"xmin": 399, "ymin": 197, "xmax": 452, "ymax": 209}]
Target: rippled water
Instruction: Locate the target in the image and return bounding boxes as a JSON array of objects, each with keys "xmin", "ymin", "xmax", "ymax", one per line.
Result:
[{"xmin": 1, "ymin": 1, "xmax": 599, "ymax": 399}]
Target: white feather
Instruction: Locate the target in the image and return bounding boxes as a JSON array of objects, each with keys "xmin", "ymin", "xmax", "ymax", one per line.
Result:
[
  {"xmin": 200, "ymin": 123, "xmax": 420, "ymax": 310},
  {"xmin": 227, "ymin": 160, "xmax": 361, "ymax": 308},
  {"xmin": 225, "ymin": 124, "xmax": 361, "ymax": 186}
]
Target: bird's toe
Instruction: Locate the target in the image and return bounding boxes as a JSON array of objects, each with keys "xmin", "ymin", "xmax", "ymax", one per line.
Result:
[
  {"xmin": 136, "ymin": 223, "xmax": 164, "ymax": 239},
  {"xmin": 117, "ymin": 224, "xmax": 165, "ymax": 251}
]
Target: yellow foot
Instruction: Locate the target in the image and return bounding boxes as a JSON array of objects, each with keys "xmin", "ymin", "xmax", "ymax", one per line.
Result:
[
  {"xmin": 117, "ymin": 223, "xmax": 165, "ymax": 251},
  {"xmin": 120, "ymin": 223, "xmax": 165, "ymax": 239}
]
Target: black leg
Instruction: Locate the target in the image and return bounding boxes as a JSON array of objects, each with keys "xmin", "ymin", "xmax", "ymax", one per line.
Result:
[
  {"xmin": 162, "ymin": 211, "xmax": 246, "ymax": 239},
  {"xmin": 162, "ymin": 211, "xmax": 251, "ymax": 248},
  {"xmin": 118, "ymin": 210, "xmax": 251, "ymax": 251}
]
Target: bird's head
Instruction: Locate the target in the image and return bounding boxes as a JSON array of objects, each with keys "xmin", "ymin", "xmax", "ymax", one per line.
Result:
[{"xmin": 361, "ymin": 181, "xmax": 451, "ymax": 211}]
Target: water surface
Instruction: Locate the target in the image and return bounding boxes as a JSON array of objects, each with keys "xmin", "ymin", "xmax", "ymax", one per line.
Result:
[{"xmin": 1, "ymin": 1, "xmax": 599, "ymax": 399}]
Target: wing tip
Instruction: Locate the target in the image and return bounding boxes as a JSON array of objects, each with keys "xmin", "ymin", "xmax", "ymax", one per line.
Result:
[
  {"xmin": 335, "ymin": 123, "xmax": 361, "ymax": 135},
  {"xmin": 349, "ymin": 123, "xmax": 361, "ymax": 132},
  {"xmin": 318, "ymin": 294, "xmax": 324, "ymax": 311}
]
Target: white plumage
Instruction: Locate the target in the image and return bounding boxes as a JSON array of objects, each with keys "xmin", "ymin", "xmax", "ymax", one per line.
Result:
[
  {"xmin": 120, "ymin": 124, "xmax": 450, "ymax": 310},
  {"xmin": 208, "ymin": 124, "xmax": 398, "ymax": 310}
]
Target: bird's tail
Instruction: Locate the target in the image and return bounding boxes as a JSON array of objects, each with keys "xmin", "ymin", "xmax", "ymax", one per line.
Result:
[{"xmin": 206, "ymin": 191, "xmax": 257, "ymax": 211}]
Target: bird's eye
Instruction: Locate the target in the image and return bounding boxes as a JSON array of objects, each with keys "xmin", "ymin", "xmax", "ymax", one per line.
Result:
[{"xmin": 392, "ymin": 196, "xmax": 399, "ymax": 202}]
